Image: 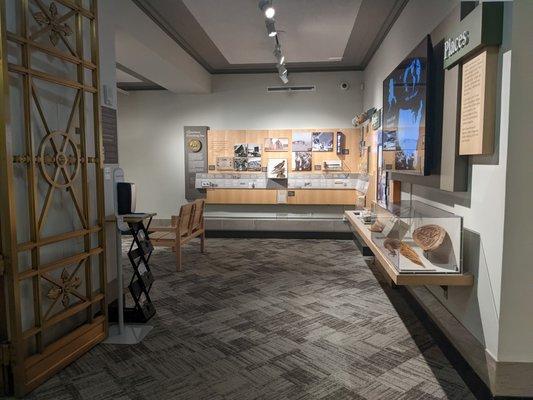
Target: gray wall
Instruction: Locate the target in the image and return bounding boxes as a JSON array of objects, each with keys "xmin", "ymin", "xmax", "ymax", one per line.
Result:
[{"xmin": 497, "ymin": 0, "xmax": 533, "ymax": 363}]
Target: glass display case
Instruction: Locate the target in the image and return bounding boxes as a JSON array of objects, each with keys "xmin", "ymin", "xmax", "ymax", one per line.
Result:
[{"xmin": 370, "ymin": 201, "xmax": 462, "ymax": 274}]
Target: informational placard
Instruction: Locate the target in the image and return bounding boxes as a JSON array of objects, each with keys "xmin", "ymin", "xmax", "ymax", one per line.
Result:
[
  {"xmin": 184, "ymin": 126, "xmax": 209, "ymax": 200},
  {"xmin": 459, "ymin": 49, "xmax": 496, "ymax": 155}
]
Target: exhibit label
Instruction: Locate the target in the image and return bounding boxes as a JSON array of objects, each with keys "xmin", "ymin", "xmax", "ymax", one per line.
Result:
[{"xmin": 459, "ymin": 50, "xmax": 496, "ymax": 155}]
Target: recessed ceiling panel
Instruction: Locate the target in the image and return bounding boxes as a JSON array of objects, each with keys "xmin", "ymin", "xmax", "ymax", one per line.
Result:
[{"xmin": 182, "ymin": 0, "xmax": 362, "ymax": 64}]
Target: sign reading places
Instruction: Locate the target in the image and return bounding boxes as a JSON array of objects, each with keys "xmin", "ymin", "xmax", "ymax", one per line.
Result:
[{"xmin": 459, "ymin": 49, "xmax": 497, "ymax": 155}]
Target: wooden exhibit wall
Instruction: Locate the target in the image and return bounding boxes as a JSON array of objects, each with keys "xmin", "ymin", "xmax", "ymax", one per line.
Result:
[{"xmin": 206, "ymin": 129, "xmax": 362, "ymax": 205}]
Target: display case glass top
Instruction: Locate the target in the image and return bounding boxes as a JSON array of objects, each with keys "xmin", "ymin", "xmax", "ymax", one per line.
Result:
[{"xmin": 370, "ymin": 201, "xmax": 462, "ymax": 274}]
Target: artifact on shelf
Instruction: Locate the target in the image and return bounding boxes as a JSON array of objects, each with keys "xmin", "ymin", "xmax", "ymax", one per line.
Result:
[
  {"xmin": 369, "ymin": 220, "xmax": 385, "ymax": 232},
  {"xmin": 412, "ymin": 224, "xmax": 446, "ymax": 252},
  {"xmin": 384, "ymin": 238, "xmax": 401, "ymax": 256},
  {"xmin": 383, "ymin": 238, "xmax": 424, "ymax": 266},
  {"xmin": 400, "ymin": 242, "xmax": 424, "ymax": 266}
]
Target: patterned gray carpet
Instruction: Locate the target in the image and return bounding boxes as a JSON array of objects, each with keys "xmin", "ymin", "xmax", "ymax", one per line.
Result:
[{"xmin": 26, "ymin": 238, "xmax": 475, "ymax": 400}]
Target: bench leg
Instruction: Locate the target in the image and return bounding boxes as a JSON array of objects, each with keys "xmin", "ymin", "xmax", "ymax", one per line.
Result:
[
  {"xmin": 200, "ymin": 230, "xmax": 206, "ymax": 253},
  {"xmin": 175, "ymin": 242, "xmax": 182, "ymax": 272}
]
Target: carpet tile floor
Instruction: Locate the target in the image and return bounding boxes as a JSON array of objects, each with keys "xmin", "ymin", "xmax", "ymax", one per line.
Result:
[{"xmin": 25, "ymin": 238, "xmax": 476, "ymax": 400}]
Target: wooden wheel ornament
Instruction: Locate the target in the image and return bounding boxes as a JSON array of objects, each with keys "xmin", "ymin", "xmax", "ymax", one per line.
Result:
[{"xmin": 38, "ymin": 130, "xmax": 81, "ymax": 189}]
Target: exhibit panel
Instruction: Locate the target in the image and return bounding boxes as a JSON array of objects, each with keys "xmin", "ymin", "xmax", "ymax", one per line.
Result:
[{"xmin": 197, "ymin": 128, "xmax": 367, "ymax": 205}]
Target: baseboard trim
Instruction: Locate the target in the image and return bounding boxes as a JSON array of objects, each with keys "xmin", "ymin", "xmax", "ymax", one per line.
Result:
[
  {"xmin": 205, "ymin": 230, "xmax": 353, "ymax": 240},
  {"xmin": 406, "ymin": 285, "xmax": 533, "ymax": 399}
]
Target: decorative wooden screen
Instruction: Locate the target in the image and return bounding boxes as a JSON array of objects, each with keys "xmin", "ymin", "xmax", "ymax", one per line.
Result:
[{"xmin": 0, "ymin": 0, "xmax": 106, "ymax": 396}]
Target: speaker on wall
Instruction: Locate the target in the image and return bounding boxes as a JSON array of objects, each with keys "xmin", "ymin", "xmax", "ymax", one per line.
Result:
[{"xmin": 117, "ymin": 182, "xmax": 136, "ymax": 215}]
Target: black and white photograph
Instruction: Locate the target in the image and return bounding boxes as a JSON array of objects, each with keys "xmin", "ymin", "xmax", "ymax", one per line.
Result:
[
  {"xmin": 292, "ymin": 152, "xmax": 312, "ymax": 171},
  {"xmin": 247, "ymin": 144, "xmax": 261, "ymax": 157},
  {"xmin": 234, "ymin": 144, "xmax": 248, "ymax": 157},
  {"xmin": 291, "ymin": 131, "xmax": 313, "ymax": 152},
  {"xmin": 264, "ymin": 137, "xmax": 289, "ymax": 152},
  {"xmin": 247, "ymin": 157, "xmax": 262, "ymax": 171},
  {"xmin": 312, "ymin": 132, "xmax": 334, "ymax": 152},
  {"xmin": 382, "ymin": 130, "xmax": 396, "ymax": 150},
  {"xmin": 267, "ymin": 158, "xmax": 287, "ymax": 179},
  {"xmin": 233, "ymin": 157, "xmax": 248, "ymax": 171}
]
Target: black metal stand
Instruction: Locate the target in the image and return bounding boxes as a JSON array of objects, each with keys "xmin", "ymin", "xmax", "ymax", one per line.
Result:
[
  {"xmin": 108, "ymin": 213, "xmax": 157, "ymax": 324},
  {"xmin": 123, "ymin": 215, "xmax": 156, "ymax": 323}
]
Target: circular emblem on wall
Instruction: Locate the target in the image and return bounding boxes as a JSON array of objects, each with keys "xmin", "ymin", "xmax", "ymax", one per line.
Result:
[{"xmin": 188, "ymin": 139, "xmax": 202, "ymax": 153}]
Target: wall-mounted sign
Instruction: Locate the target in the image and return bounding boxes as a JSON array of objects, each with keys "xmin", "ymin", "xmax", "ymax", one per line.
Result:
[
  {"xmin": 443, "ymin": 2, "xmax": 502, "ymax": 69},
  {"xmin": 184, "ymin": 126, "xmax": 209, "ymax": 201},
  {"xmin": 444, "ymin": 31, "xmax": 469, "ymax": 62},
  {"xmin": 459, "ymin": 49, "xmax": 497, "ymax": 155}
]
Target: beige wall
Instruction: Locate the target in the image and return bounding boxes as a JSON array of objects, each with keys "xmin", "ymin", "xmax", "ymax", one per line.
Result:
[{"xmin": 118, "ymin": 71, "xmax": 363, "ymax": 219}]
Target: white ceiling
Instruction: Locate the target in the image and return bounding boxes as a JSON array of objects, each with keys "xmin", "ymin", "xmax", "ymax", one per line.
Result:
[{"xmin": 181, "ymin": 0, "xmax": 362, "ymax": 64}]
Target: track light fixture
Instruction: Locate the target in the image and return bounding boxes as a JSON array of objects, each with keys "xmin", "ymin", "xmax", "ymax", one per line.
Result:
[
  {"xmin": 258, "ymin": 1, "xmax": 288, "ymax": 84},
  {"xmin": 273, "ymin": 45, "xmax": 285, "ymax": 65},
  {"xmin": 258, "ymin": 0, "xmax": 275, "ymax": 19},
  {"xmin": 277, "ymin": 63, "xmax": 288, "ymax": 83},
  {"xmin": 265, "ymin": 20, "xmax": 277, "ymax": 37}
]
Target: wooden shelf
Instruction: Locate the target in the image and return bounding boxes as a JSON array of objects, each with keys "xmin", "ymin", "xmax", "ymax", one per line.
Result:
[{"xmin": 344, "ymin": 211, "xmax": 474, "ymax": 287}]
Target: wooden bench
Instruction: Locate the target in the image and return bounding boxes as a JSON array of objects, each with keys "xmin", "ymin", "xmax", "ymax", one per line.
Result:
[{"xmin": 149, "ymin": 199, "xmax": 206, "ymax": 271}]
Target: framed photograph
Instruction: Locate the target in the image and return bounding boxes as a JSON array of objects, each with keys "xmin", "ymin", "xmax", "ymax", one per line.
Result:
[
  {"xmin": 247, "ymin": 157, "xmax": 262, "ymax": 171},
  {"xmin": 292, "ymin": 131, "xmax": 312, "ymax": 152},
  {"xmin": 216, "ymin": 156, "xmax": 234, "ymax": 171},
  {"xmin": 234, "ymin": 157, "xmax": 248, "ymax": 171},
  {"xmin": 264, "ymin": 137, "xmax": 289, "ymax": 152},
  {"xmin": 292, "ymin": 152, "xmax": 312, "ymax": 171},
  {"xmin": 247, "ymin": 144, "xmax": 261, "ymax": 157},
  {"xmin": 382, "ymin": 130, "xmax": 396, "ymax": 151},
  {"xmin": 312, "ymin": 132, "xmax": 334, "ymax": 152},
  {"xmin": 267, "ymin": 159, "xmax": 288, "ymax": 179},
  {"xmin": 234, "ymin": 144, "xmax": 248, "ymax": 157}
]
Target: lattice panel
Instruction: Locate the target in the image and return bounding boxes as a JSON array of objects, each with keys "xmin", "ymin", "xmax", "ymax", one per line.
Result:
[{"xmin": 0, "ymin": 0, "xmax": 106, "ymax": 396}]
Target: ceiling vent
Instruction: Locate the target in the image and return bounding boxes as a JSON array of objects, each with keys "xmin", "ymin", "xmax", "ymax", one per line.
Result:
[{"xmin": 267, "ymin": 85, "xmax": 316, "ymax": 93}]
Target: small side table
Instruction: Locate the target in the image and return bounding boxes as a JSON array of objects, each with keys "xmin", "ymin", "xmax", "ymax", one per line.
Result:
[{"xmin": 105, "ymin": 212, "xmax": 156, "ymax": 345}]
